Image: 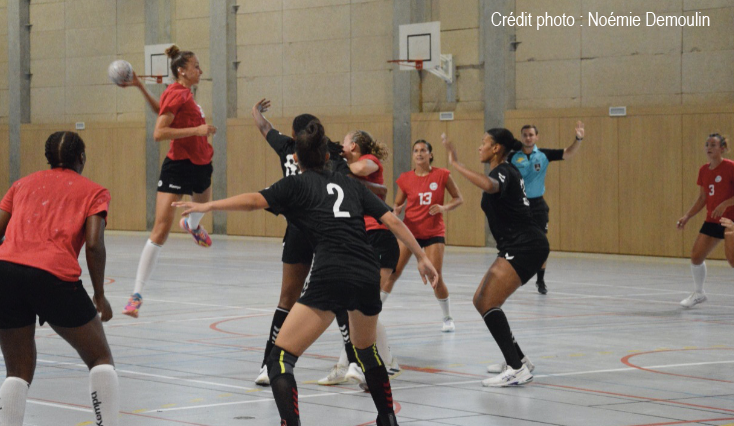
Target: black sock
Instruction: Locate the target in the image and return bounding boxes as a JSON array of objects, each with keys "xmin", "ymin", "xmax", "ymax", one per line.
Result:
[
  {"xmin": 267, "ymin": 346, "xmax": 300, "ymax": 426},
  {"xmin": 336, "ymin": 310, "xmax": 358, "ymax": 364},
  {"xmin": 355, "ymin": 344, "xmax": 398, "ymax": 426},
  {"xmin": 483, "ymin": 308, "xmax": 522, "ymax": 370},
  {"xmin": 514, "ymin": 341, "xmax": 525, "ymax": 360},
  {"xmin": 262, "ymin": 307, "xmax": 290, "ymax": 367},
  {"xmin": 536, "ymin": 268, "xmax": 546, "ymax": 283}
]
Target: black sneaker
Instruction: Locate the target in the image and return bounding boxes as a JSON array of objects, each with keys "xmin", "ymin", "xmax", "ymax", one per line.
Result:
[{"xmin": 536, "ymin": 281, "xmax": 548, "ymax": 295}]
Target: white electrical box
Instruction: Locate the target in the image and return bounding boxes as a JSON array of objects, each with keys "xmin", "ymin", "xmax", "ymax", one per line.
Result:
[
  {"xmin": 439, "ymin": 112, "xmax": 454, "ymax": 121},
  {"xmin": 75, "ymin": 122, "xmax": 86, "ymax": 130},
  {"xmin": 609, "ymin": 106, "xmax": 627, "ymax": 117}
]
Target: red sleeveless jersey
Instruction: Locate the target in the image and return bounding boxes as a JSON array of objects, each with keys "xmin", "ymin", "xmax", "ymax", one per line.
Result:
[
  {"xmin": 396, "ymin": 167, "xmax": 450, "ymax": 239},
  {"xmin": 697, "ymin": 159, "xmax": 734, "ymax": 223}
]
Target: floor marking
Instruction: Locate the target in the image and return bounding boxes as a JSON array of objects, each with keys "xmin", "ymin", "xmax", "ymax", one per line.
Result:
[{"xmin": 622, "ymin": 348, "xmax": 734, "ymax": 383}]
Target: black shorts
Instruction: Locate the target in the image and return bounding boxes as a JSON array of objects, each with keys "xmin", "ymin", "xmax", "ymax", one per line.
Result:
[
  {"xmin": 700, "ymin": 221, "xmax": 726, "ymax": 239},
  {"xmin": 282, "ymin": 223, "xmax": 314, "ymax": 265},
  {"xmin": 416, "ymin": 236, "xmax": 445, "ymax": 248},
  {"xmin": 158, "ymin": 158, "xmax": 213, "ymax": 195},
  {"xmin": 529, "ymin": 197, "xmax": 549, "ymax": 234},
  {"xmin": 497, "ymin": 248, "xmax": 550, "ymax": 285},
  {"xmin": 368, "ymin": 229, "xmax": 399, "ymax": 271},
  {"xmin": 298, "ymin": 278, "xmax": 382, "ymax": 317},
  {"xmin": 0, "ymin": 261, "xmax": 98, "ymax": 329}
]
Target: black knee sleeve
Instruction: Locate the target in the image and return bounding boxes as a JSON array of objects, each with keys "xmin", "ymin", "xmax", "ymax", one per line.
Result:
[
  {"xmin": 354, "ymin": 343, "xmax": 384, "ymax": 373},
  {"xmin": 267, "ymin": 345, "xmax": 299, "ymax": 382}
]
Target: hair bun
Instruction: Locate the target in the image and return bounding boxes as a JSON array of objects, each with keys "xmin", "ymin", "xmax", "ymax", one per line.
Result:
[
  {"xmin": 512, "ymin": 139, "xmax": 523, "ymax": 152},
  {"xmin": 165, "ymin": 44, "xmax": 180, "ymax": 59}
]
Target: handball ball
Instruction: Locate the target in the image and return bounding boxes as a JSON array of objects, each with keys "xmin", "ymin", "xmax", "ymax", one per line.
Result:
[{"xmin": 108, "ymin": 60, "xmax": 134, "ymax": 86}]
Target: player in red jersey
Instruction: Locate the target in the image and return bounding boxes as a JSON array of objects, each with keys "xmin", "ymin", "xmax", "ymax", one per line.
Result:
[
  {"xmin": 677, "ymin": 133, "xmax": 734, "ymax": 307},
  {"xmin": 385, "ymin": 139, "xmax": 464, "ymax": 332},
  {"xmin": 0, "ymin": 132, "xmax": 119, "ymax": 426},
  {"xmin": 122, "ymin": 45, "xmax": 217, "ymax": 317}
]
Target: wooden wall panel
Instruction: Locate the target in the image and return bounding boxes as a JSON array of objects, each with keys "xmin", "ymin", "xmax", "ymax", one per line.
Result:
[
  {"xmin": 0, "ymin": 126, "xmax": 8, "ymax": 193},
  {"xmin": 619, "ymin": 115, "xmax": 683, "ymax": 256},
  {"xmin": 227, "ymin": 124, "xmax": 267, "ymax": 236}
]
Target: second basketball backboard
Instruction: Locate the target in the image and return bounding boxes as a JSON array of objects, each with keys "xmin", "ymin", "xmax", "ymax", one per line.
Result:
[{"xmin": 144, "ymin": 43, "xmax": 175, "ymax": 85}]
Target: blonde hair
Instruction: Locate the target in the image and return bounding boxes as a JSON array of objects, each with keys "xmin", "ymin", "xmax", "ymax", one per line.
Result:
[{"xmin": 350, "ymin": 130, "xmax": 388, "ymax": 161}]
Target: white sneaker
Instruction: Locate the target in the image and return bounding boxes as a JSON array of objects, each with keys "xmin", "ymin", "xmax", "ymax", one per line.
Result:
[
  {"xmin": 441, "ymin": 316, "xmax": 455, "ymax": 333},
  {"xmin": 254, "ymin": 365, "xmax": 269, "ymax": 386},
  {"xmin": 387, "ymin": 357, "xmax": 402, "ymax": 380},
  {"xmin": 317, "ymin": 364, "xmax": 349, "ymax": 385},
  {"xmin": 345, "ymin": 362, "xmax": 366, "ymax": 386},
  {"xmin": 481, "ymin": 364, "xmax": 533, "ymax": 387},
  {"xmin": 680, "ymin": 292, "xmax": 707, "ymax": 308},
  {"xmin": 487, "ymin": 356, "xmax": 535, "ymax": 374}
]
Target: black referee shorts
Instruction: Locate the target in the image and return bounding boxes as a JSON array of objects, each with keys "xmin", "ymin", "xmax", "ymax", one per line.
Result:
[
  {"xmin": 528, "ymin": 196, "xmax": 550, "ymax": 234},
  {"xmin": 282, "ymin": 223, "xmax": 314, "ymax": 265},
  {"xmin": 367, "ymin": 229, "xmax": 399, "ymax": 272},
  {"xmin": 0, "ymin": 261, "xmax": 98, "ymax": 329},
  {"xmin": 497, "ymin": 248, "xmax": 550, "ymax": 285},
  {"xmin": 158, "ymin": 158, "xmax": 213, "ymax": 195},
  {"xmin": 298, "ymin": 278, "xmax": 382, "ymax": 317},
  {"xmin": 699, "ymin": 221, "xmax": 726, "ymax": 239}
]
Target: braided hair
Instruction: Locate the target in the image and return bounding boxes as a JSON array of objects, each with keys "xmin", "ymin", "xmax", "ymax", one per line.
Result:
[{"xmin": 45, "ymin": 131, "xmax": 86, "ymax": 169}]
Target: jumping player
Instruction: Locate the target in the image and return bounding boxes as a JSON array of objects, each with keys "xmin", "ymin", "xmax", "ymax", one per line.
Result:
[
  {"xmin": 384, "ymin": 139, "xmax": 463, "ymax": 332},
  {"xmin": 0, "ymin": 132, "xmax": 119, "ymax": 426},
  {"xmin": 123, "ymin": 45, "xmax": 217, "ymax": 317},
  {"xmin": 174, "ymin": 120, "xmax": 438, "ymax": 426},
  {"xmin": 443, "ymin": 130, "xmax": 549, "ymax": 387},
  {"xmin": 677, "ymin": 133, "xmax": 734, "ymax": 307},
  {"xmin": 509, "ymin": 122, "xmax": 584, "ymax": 294}
]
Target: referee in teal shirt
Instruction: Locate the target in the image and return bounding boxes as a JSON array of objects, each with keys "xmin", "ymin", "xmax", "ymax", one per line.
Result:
[{"xmin": 508, "ymin": 122, "xmax": 585, "ymax": 294}]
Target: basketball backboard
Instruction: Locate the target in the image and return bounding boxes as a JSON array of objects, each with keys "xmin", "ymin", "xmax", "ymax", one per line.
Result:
[
  {"xmin": 398, "ymin": 21, "xmax": 441, "ymax": 71},
  {"xmin": 144, "ymin": 43, "xmax": 175, "ymax": 85}
]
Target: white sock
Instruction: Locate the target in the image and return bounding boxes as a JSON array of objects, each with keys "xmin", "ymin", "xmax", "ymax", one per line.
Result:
[
  {"xmin": 380, "ymin": 290, "xmax": 390, "ymax": 303},
  {"xmin": 437, "ymin": 296, "xmax": 452, "ymax": 318},
  {"xmin": 337, "ymin": 346, "xmax": 349, "ymax": 367},
  {"xmin": 375, "ymin": 320, "xmax": 393, "ymax": 365},
  {"xmin": 691, "ymin": 262, "xmax": 706, "ymax": 293},
  {"xmin": 89, "ymin": 365, "xmax": 120, "ymax": 426},
  {"xmin": 0, "ymin": 377, "xmax": 29, "ymax": 426},
  {"xmin": 133, "ymin": 239, "xmax": 162, "ymax": 295},
  {"xmin": 186, "ymin": 212, "xmax": 205, "ymax": 230}
]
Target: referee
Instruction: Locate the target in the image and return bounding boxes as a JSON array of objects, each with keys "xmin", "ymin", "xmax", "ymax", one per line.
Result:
[{"xmin": 508, "ymin": 121, "xmax": 585, "ymax": 294}]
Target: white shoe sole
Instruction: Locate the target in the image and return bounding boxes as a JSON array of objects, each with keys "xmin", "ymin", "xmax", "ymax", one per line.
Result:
[{"xmin": 482, "ymin": 374, "xmax": 533, "ymax": 387}]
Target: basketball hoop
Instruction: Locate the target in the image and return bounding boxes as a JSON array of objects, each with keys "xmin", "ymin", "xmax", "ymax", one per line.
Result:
[
  {"xmin": 140, "ymin": 75, "xmax": 165, "ymax": 84},
  {"xmin": 387, "ymin": 59, "xmax": 424, "ymax": 70}
]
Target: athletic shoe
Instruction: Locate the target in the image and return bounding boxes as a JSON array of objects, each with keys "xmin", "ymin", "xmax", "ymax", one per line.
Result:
[
  {"xmin": 481, "ymin": 364, "xmax": 533, "ymax": 387},
  {"xmin": 536, "ymin": 281, "xmax": 548, "ymax": 295},
  {"xmin": 345, "ymin": 362, "xmax": 366, "ymax": 386},
  {"xmin": 441, "ymin": 316, "xmax": 455, "ymax": 332},
  {"xmin": 317, "ymin": 364, "xmax": 349, "ymax": 385},
  {"xmin": 387, "ymin": 357, "xmax": 403, "ymax": 380},
  {"xmin": 680, "ymin": 292, "xmax": 707, "ymax": 308},
  {"xmin": 487, "ymin": 356, "xmax": 535, "ymax": 374},
  {"xmin": 122, "ymin": 293, "xmax": 143, "ymax": 318},
  {"xmin": 180, "ymin": 217, "xmax": 212, "ymax": 247},
  {"xmin": 254, "ymin": 365, "xmax": 269, "ymax": 386}
]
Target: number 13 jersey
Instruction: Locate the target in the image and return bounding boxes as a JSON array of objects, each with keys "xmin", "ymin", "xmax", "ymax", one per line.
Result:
[
  {"xmin": 396, "ymin": 167, "xmax": 450, "ymax": 239},
  {"xmin": 697, "ymin": 159, "xmax": 734, "ymax": 223}
]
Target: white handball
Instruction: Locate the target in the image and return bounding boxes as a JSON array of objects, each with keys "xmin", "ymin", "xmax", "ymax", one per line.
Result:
[{"xmin": 108, "ymin": 60, "xmax": 134, "ymax": 86}]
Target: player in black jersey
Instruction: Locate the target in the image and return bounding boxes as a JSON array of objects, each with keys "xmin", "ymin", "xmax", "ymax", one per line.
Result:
[
  {"xmin": 442, "ymin": 128, "xmax": 549, "ymax": 388},
  {"xmin": 174, "ymin": 121, "xmax": 438, "ymax": 426}
]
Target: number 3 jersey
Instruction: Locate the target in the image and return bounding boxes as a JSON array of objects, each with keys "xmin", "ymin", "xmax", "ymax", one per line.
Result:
[
  {"xmin": 260, "ymin": 170, "xmax": 391, "ymax": 284},
  {"xmin": 396, "ymin": 167, "xmax": 450, "ymax": 239},
  {"xmin": 481, "ymin": 162, "xmax": 548, "ymax": 253},
  {"xmin": 697, "ymin": 159, "xmax": 734, "ymax": 223}
]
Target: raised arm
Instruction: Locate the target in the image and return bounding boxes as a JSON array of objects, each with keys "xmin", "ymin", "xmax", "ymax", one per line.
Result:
[
  {"xmin": 442, "ymin": 135, "xmax": 499, "ymax": 194},
  {"xmin": 120, "ymin": 72, "xmax": 160, "ymax": 114},
  {"xmin": 154, "ymin": 112, "xmax": 216, "ymax": 142},
  {"xmin": 251, "ymin": 98, "xmax": 274, "ymax": 138},
  {"xmin": 84, "ymin": 214, "xmax": 112, "ymax": 322},
  {"xmin": 429, "ymin": 174, "xmax": 464, "ymax": 216},
  {"xmin": 677, "ymin": 185, "xmax": 707, "ymax": 230},
  {"xmin": 380, "ymin": 212, "xmax": 439, "ymax": 288},
  {"xmin": 563, "ymin": 121, "xmax": 585, "ymax": 160},
  {"xmin": 173, "ymin": 192, "xmax": 270, "ymax": 215}
]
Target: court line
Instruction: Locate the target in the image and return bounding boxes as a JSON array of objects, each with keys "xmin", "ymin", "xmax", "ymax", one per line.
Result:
[
  {"xmin": 622, "ymin": 348, "xmax": 734, "ymax": 383},
  {"xmin": 625, "ymin": 418, "xmax": 734, "ymax": 426}
]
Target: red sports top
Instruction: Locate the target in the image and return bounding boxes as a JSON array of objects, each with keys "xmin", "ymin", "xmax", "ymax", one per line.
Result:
[
  {"xmin": 697, "ymin": 159, "xmax": 734, "ymax": 223},
  {"xmin": 359, "ymin": 154, "xmax": 388, "ymax": 231},
  {"xmin": 396, "ymin": 167, "xmax": 450, "ymax": 239},
  {"xmin": 159, "ymin": 82, "xmax": 213, "ymax": 165},
  {"xmin": 0, "ymin": 168, "xmax": 111, "ymax": 282}
]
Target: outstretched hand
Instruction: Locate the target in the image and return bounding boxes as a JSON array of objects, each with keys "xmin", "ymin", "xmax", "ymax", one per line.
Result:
[
  {"xmin": 118, "ymin": 71, "xmax": 143, "ymax": 89},
  {"xmin": 172, "ymin": 201, "xmax": 212, "ymax": 217},
  {"xmin": 575, "ymin": 121, "xmax": 585, "ymax": 140},
  {"xmin": 441, "ymin": 133, "xmax": 458, "ymax": 164},
  {"xmin": 253, "ymin": 98, "xmax": 271, "ymax": 114},
  {"xmin": 417, "ymin": 258, "xmax": 439, "ymax": 289}
]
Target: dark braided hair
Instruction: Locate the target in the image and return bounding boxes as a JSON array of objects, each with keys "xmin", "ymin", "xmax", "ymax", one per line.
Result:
[{"xmin": 45, "ymin": 131, "xmax": 86, "ymax": 169}]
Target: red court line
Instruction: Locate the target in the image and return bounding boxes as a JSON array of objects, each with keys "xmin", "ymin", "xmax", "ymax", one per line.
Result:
[
  {"xmin": 621, "ymin": 348, "xmax": 734, "ymax": 384},
  {"xmin": 626, "ymin": 417, "xmax": 734, "ymax": 426},
  {"xmin": 354, "ymin": 402, "xmax": 402, "ymax": 426},
  {"xmin": 104, "ymin": 277, "xmax": 115, "ymax": 285},
  {"xmin": 209, "ymin": 314, "xmax": 274, "ymax": 336}
]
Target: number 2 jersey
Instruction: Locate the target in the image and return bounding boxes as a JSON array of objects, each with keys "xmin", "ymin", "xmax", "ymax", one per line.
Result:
[
  {"xmin": 396, "ymin": 167, "xmax": 450, "ymax": 239},
  {"xmin": 260, "ymin": 170, "xmax": 391, "ymax": 284},
  {"xmin": 697, "ymin": 159, "xmax": 734, "ymax": 223},
  {"xmin": 481, "ymin": 162, "xmax": 548, "ymax": 253}
]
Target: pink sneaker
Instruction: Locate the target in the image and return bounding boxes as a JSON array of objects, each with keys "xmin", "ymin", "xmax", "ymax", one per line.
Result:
[
  {"xmin": 123, "ymin": 293, "xmax": 143, "ymax": 318},
  {"xmin": 180, "ymin": 217, "xmax": 212, "ymax": 247}
]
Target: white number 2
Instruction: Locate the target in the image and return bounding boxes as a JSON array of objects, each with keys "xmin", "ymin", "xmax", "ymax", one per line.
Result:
[
  {"xmin": 419, "ymin": 192, "xmax": 432, "ymax": 205},
  {"xmin": 709, "ymin": 184, "xmax": 715, "ymax": 196},
  {"xmin": 327, "ymin": 183, "xmax": 351, "ymax": 218}
]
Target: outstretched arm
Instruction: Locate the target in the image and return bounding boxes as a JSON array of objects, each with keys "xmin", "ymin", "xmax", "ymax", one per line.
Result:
[
  {"xmin": 173, "ymin": 193, "xmax": 269, "ymax": 215},
  {"xmin": 120, "ymin": 72, "xmax": 160, "ymax": 114},
  {"xmin": 380, "ymin": 212, "xmax": 439, "ymax": 288},
  {"xmin": 251, "ymin": 99, "xmax": 274, "ymax": 138},
  {"xmin": 442, "ymin": 134, "xmax": 499, "ymax": 194},
  {"xmin": 563, "ymin": 121, "xmax": 585, "ymax": 160}
]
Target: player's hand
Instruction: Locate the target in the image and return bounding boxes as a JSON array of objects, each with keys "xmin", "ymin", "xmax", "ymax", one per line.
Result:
[
  {"xmin": 253, "ymin": 98, "xmax": 270, "ymax": 114},
  {"xmin": 441, "ymin": 134, "xmax": 458, "ymax": 164},
  {"xmin": 119, "ymin": 71, "xmax": 143, "ymax": 89},
  {"xmin": 575, "ymin": 121, "xmax": 585, "ymax": 140},
  {"xmin": 394, "ymin": 203, "xmax": 405, "ymax": 216},
  {"xmin": 417, "ymin": 257, "xmax": 439, "ymax": 289},
  {"xmin": 677, "ymin": 215, "xmax": 689, "ymax": 230},
  {"xmin": 172, "ymin": 201, "xmax": 212, "ymax": 216},
  {"xmin": 196, "ymin": 124, "xmax": 217, "ymax": 137},
  {"xmin": 720, "ymin": 217, "xmax": 734, "ymax": 235},
  {"xmin": 93, "ymin": 294, "xmax": 113, "ymax": 322},
  {"xmin": 429, "ymin": 204, "xmax": 445, "ymax": 216},
  {"xmin": 712, "ymin": 204, "xmax": 727, "ymax": 219}
]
